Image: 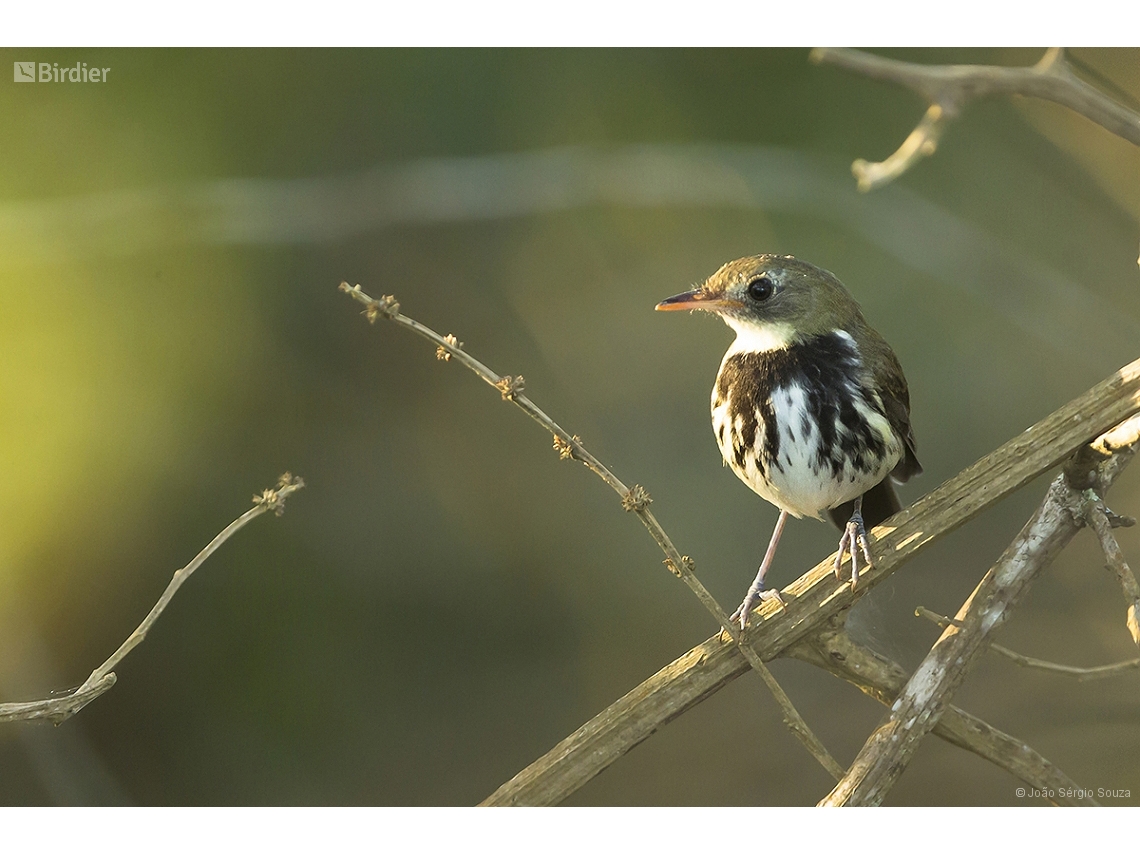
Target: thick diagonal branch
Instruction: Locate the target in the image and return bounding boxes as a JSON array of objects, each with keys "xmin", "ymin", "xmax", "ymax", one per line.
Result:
[
  {"xmin": 483, "ymin": 357, "xmax": 1140, "ymax": 805},
  {"xmin": 820, "ymin": 417, "xmax": 1139, "ymax": 806}
]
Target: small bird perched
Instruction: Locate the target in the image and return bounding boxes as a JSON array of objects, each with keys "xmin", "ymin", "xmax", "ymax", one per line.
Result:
[{"xmin": 656, "ymin": 255, "xmax": 921, "ymax": 629}]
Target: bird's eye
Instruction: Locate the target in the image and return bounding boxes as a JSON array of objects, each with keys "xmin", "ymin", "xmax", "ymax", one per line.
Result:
[{"xmin": 747, "ymin": 276, "xmax": 774, "ymax": 302}]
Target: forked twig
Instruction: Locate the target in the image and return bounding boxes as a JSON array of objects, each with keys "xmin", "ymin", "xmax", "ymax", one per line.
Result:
[
  {"xmin": 339, "ymin": 282, "xmax": 844, "ymax": 781},
  {"xmin": 0, "ymin": 474, "xmax": 305, "ymax": 725},
  {"xmin": 812, "ymin": 47, "xmax": 1140, "ymax": 191}
]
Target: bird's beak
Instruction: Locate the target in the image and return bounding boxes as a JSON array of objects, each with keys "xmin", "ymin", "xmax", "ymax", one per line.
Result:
[{"xmin": 654, "ymin": 289, "xmax": 736, "ymax": 312}]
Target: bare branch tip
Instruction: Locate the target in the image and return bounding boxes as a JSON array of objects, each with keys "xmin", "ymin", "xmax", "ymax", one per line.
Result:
[
  {"xmin": 915, "ymin": 606, "xmax": 959, "ymax": 630},
  {"xmin": 337, "ymin": 282, "xmax": 400, "ymax": 323},
  {"xmin": 621, "ymin": 484, "xmax": 653, "ymax": 513},
  {"xmin": 1108, "ymin": 510, "xmax": 1136, "ymax": 529},
  {"xmin": 495, "ymin": 375, "xmax": 525, "ymax": 401},
  {"xmin": 254, "ymin": 473, "xmax": 305, "ymax": 517},
  {"xmin": 852, "ymin": 160, "xmax": 875, "ymax": 192}
]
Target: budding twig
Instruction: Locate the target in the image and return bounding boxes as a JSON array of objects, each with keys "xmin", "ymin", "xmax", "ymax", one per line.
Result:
[
  {"xmin": 0, "ymin": 474, "xmax": 304, "ymax": 725},
  {"xmin": 340, "ymin": 282, "xmax": 845, "ymax": 782}
]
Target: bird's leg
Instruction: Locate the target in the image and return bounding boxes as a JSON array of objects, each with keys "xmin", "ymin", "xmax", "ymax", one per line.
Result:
[
  {"xmin": 835, "ymin": 495, "xmax": 875, "ymax": 587},
  {"xmin": 731, "ymin": 509, "xmax": 788, "ymax": 630}
]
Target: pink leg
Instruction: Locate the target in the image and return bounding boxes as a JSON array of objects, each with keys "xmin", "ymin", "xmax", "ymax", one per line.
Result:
[
  {"xmin": 834, "ymin": 495, "xmax": 874, "ymax": 587},
  {"xmin": 731, "ymin": 509, "xmax": 788, "ymax": 630}
]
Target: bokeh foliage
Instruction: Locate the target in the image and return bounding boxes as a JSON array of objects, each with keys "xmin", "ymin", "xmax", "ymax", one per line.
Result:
[{"xmin": 0, "ymin": 48, "xmax": 1137, "ymax": 805}]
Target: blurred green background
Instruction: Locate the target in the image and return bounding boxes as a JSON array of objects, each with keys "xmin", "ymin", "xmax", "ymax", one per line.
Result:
[{"xmin": 0, "ymin": 48, "xmax": 1137, "ymax": 806}]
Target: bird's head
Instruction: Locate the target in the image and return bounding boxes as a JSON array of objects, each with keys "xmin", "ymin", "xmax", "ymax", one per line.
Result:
[{"xmin": 656, "ymin": 255, "xmax": 867, "ymax": 352}]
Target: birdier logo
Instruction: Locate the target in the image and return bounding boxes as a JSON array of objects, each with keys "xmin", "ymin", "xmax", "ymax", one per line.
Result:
[{"xmin": 13, "ymin": 61, "xmax": 110, "ymax": 83}]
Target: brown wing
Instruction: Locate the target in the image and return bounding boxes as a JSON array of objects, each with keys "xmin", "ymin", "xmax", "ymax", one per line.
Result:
[
  {"xmin": 826, "ymin": 341, "xmax": 920, "ymax": 531},
  {"xmin": 876, "ymin": 348, "xmax": 922, "ymax": 484}
]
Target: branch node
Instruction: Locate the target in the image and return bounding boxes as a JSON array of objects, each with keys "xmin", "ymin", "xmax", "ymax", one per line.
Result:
[
  {"xmin": 339, "ymin": 282, "xmax": 400, "ymax": 323},
  {"xmin": 495, "ymin": 374, "xmax": 525, "ymax": 400},
  {"xmin": 621, "ymin": 484, "xmax": 653, "ymax": 513},
  {"xmin": 663, "ymin": 555, "xmax": 694, "ymax": 578},
  {"xmin": 552, "ymin": 434, "xmax": 580, "ymax": 460},
  {"xmin": 436, "ymin": 334, "xmax": 463, "ymax": 361},
  {"xmin": 366, "ymin": 295, "xmax": 400, "ymax": 323}
]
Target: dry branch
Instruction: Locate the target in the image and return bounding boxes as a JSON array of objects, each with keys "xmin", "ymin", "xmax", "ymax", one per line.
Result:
[
  {"xmin": 339, "ymin": 283, "xmax": 845, "ymax": 780},
  {"xmin": 811, "ymin": 48, "xmax": 1140, "ymax": 191},
  {"xmin": 0, "ymin": 474, "xmax": 304, "ymax": 725},
  {"xmin": 787, "ymin": 624, "xmax": 1098, "ymax": 805},
  {"xmin": 820, "ymin": 418, "xmax": 1139, "ymax": 806},
  {"xmin": 483, "ymin": 357, "xmax": 1140, "ymax": 805},
  {"xmin": 1083, "ymin": 496, "xmax": 1140, "ymax": 646},
  {"xmin": 916, "ymin": 607, "xmax": 1140, "ymax": 681}
]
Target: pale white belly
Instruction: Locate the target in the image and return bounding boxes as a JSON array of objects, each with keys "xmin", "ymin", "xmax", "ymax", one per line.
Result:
[{"xmin": 711, "ymin": 379, "xmax": 902, "ymax": 520}]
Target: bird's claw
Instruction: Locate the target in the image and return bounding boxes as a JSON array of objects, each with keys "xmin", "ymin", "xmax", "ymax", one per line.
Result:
[
  {"xmin": 730, "ymin": 584, "xmax": 785, "ymax": 630},
  {"xmin": 834, "ymin": 511, "xmax": 874, "ymax": 588}
]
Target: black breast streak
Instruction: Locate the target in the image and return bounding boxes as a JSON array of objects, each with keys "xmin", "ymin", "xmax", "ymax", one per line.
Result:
[{"xmin": 717, "ymin": 333, "xmax": 890, "ymax": 482}]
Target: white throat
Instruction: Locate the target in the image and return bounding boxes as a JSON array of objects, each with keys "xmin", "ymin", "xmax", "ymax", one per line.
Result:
[{"xmin": 724, "ymin": 317, "xmax": 794, "ymax": 354}]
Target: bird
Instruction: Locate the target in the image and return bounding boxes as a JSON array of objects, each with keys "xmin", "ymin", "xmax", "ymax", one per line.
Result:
[{"xmin": 656, "ymin": 255, "xmax": 921, "ymax": 629}]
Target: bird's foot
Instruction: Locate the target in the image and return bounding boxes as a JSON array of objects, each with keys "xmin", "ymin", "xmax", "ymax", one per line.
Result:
[
  {"xmin": 834, "ymin": 509, "xmax": 874, "ymax": 588},
  {"xmin": 730, "ymin": 582, "xmax": 785, "ymax": 630}
]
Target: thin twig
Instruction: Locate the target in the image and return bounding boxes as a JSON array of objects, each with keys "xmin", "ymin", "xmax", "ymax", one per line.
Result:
[
  {"xmin": 483, "ymin": 358, "xmax": 1140, "ymax": 805},
  {"xmin": 0, "ymin": 474, "xmax": 305, "ymax": 726},
  {"xmin": 917, "ymin": 606, "xmax": 1140, "ymax": 681},
  {"xmin": 811, "ymin": 47, "xmax": 1140, "ymax": 191},
  {"xmin": 821, "ymin": 418, "xmax": 1140, "ymax": 807},
  {"xmin": 340, "ymin": 283, "xmax": 844, "ymax": 780},
  {"xmin": 1066, "ymin": 414, "xmax": 1140, "ymax": 644},
  {"xmin": 851, "ymin": 103, "xmax": 949, "ymax": 192},
  {"xmin": 1083, "ymin": 498, "xmax": 1140, "ymax": 646}
]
